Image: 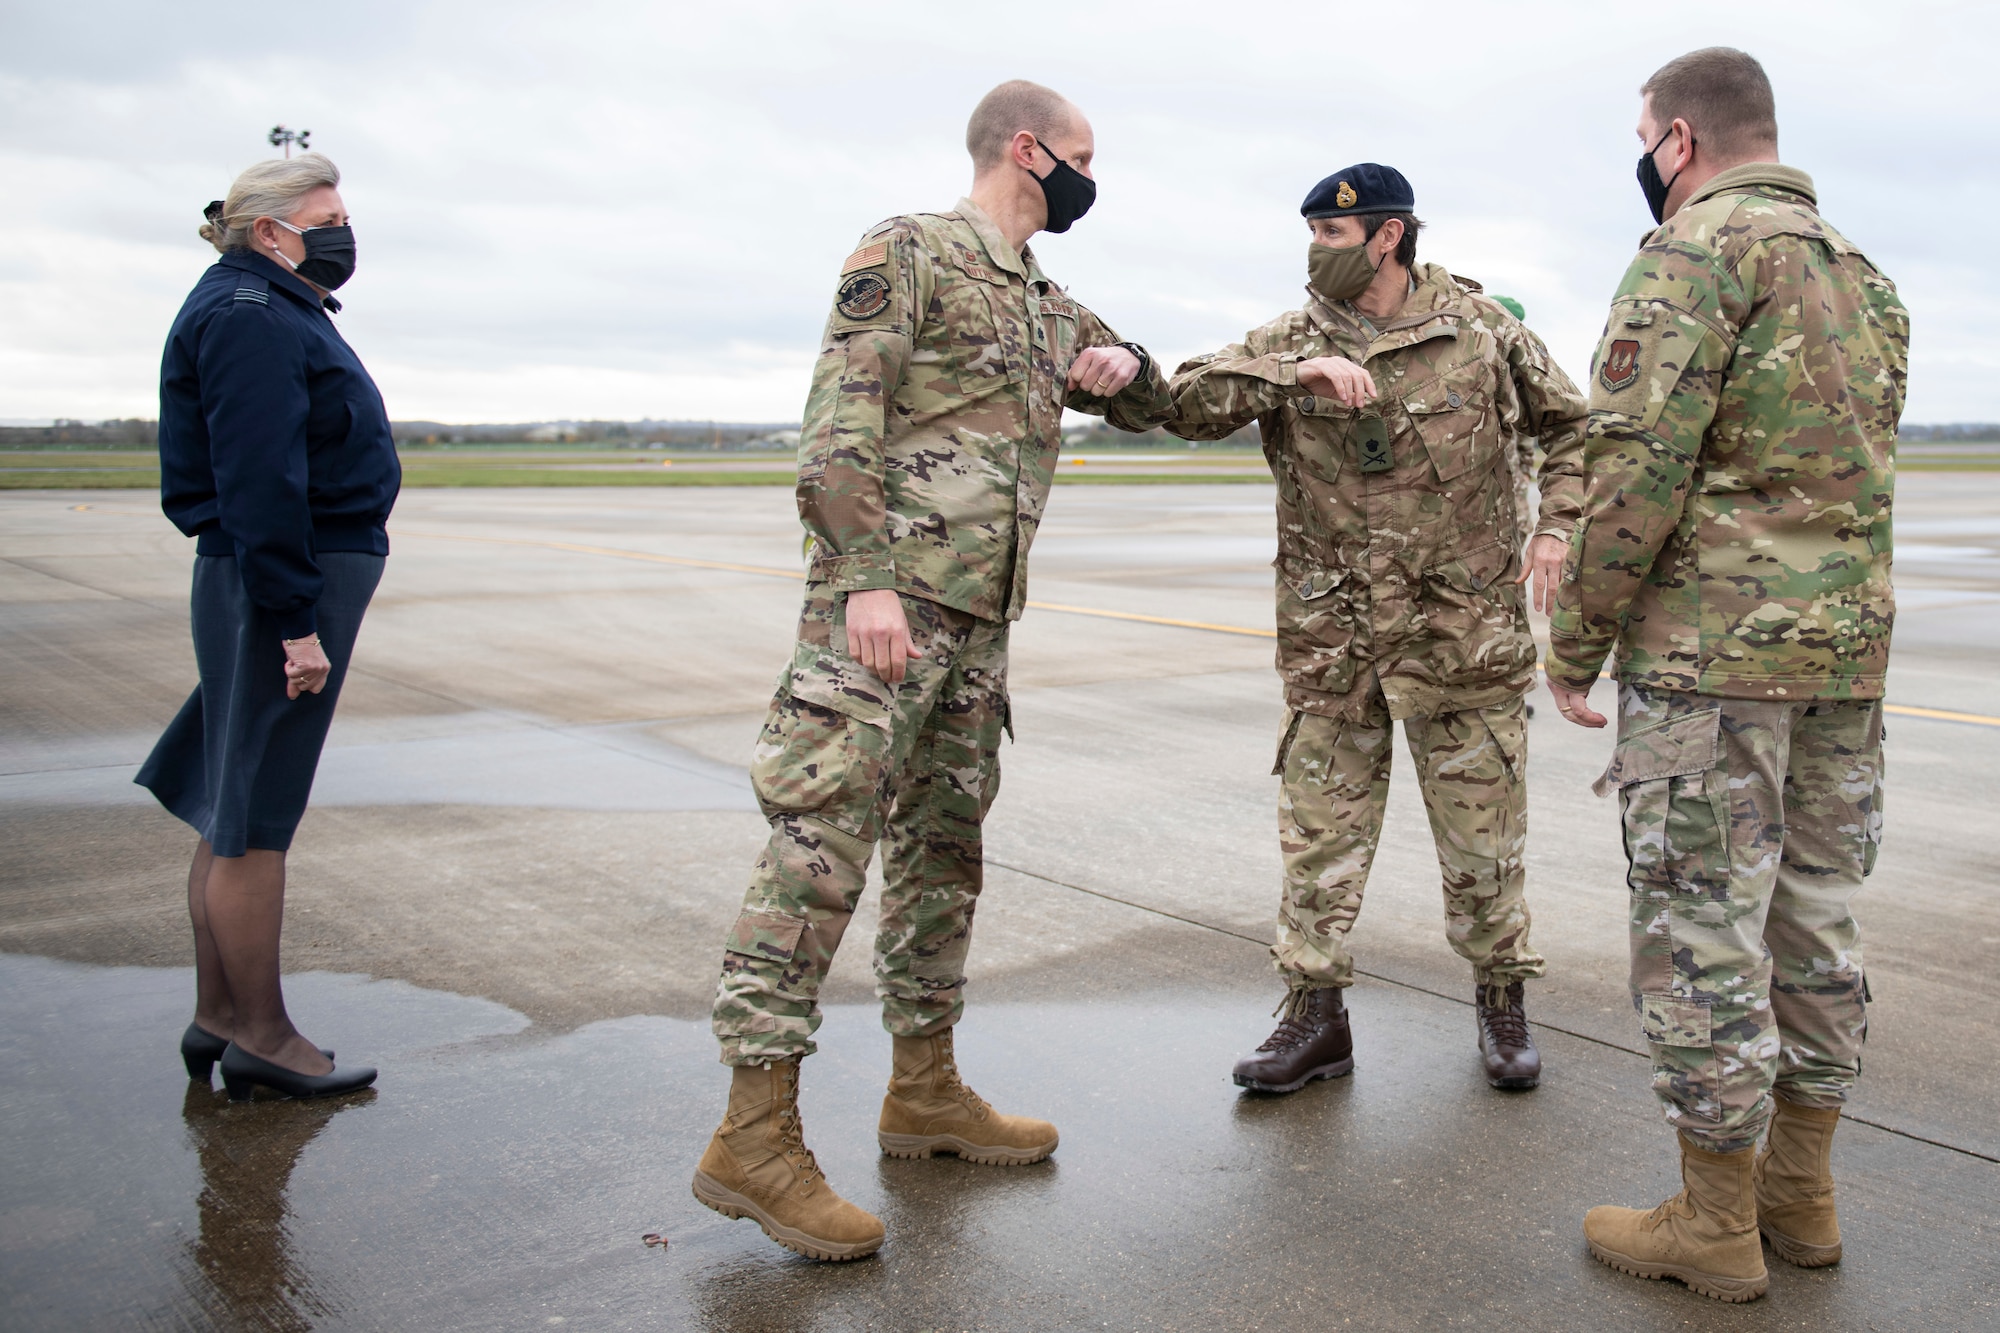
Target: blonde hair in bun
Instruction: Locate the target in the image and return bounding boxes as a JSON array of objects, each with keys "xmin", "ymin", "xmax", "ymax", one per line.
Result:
[{"xmin": 199, "ymin": 151, "xmax": 341, "ymax": 253}]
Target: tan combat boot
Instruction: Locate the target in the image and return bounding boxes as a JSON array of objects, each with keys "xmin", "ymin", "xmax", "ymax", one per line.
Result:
[
  {"xmin": 692, "ymin": 1057, "xmax": 884, "ymax": 1261},
  {"xmin": 1756, "ymin": 1094, "xmax": 1843, "ymax": 1267},
  {"xmin": 1584, "ymin": 1133, "xmax": 1769, "ymax": 1302},
  {"xmin": 878, "ymin": 1028, "xmax": 1058, "ymax": 1165}
]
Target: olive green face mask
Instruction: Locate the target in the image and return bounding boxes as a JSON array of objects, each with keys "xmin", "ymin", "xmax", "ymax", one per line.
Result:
[{"xmin": 1307, "ymin": 239, "xmax": 1381, "ymax": 303}]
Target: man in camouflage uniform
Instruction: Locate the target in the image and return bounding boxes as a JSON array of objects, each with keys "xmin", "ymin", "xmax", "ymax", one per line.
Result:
[
  {"xmin": 1549, "ymin": 49, "xmax": 1909, "ymax": 1303},
  {"xmin": 692, "ymin": 79, "xmax": 1172, "ymax": 1261},
  {"xmin": 1165, "ymin": 163, "xmax": 1588, "ymax": 1096}
]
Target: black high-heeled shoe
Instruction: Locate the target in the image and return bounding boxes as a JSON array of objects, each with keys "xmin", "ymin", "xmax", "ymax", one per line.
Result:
[
  {"xmin": 218, "ymin": 1042, "xmax": 375, "ymax": 1102},
  {"xmin": 181, "ymin": 1023, "xmax": 333, "ymax": 1082}
]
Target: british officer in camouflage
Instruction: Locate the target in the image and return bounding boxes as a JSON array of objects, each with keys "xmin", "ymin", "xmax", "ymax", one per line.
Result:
[{"xmin": 1166, "ymin": 163, "xmax": 1588, "ymax": 1093}]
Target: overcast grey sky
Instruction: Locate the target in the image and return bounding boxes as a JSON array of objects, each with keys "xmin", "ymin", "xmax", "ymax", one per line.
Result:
[{"xmin": 3, "ymin": 0, "xmax": 1995, "ymax": 425}]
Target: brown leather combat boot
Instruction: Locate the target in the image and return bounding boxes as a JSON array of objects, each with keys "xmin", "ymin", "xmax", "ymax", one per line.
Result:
[
  {"xmin": 1232, "ymin": 987, "xmax": 1353, "ymax": 1092},
  {"xmin": 692, "ymin": 1057, "xmax": 884, "ymax": 1261},
  {"xmin": 1475, "ymin": 980, "xmax": 1542, "ymax": 1090},
  {"xmin": 878, "ymin": 1029, "xmax": 1058, "ymax": 1165},
  {"xmin": 1756, "ymin": 1094, "xmax": 1844, "ymax": 1267},
  {"xmin": 1584, "ymin": 1132, "xmax": 1769, "ymax": 1302}
]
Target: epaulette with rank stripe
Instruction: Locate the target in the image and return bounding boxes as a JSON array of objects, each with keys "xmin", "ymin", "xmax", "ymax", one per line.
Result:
[{"xmin": 232, "ymin": 275, "xmax": 270, "ymax": 305}]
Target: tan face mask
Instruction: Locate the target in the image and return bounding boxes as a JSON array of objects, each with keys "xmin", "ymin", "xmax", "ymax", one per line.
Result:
[{"xmin": 1307, "ymin": 238, "xmax": 1381, "ymax": 303}]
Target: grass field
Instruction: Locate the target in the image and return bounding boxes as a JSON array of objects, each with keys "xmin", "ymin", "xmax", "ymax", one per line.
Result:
[
  {"xmin": 5, "ymin": 446, "xmax": 1996, "ymax": 489},
  {"xmin": 0, "ymin": 449, "xmax": 1280, "ymax": 488}
]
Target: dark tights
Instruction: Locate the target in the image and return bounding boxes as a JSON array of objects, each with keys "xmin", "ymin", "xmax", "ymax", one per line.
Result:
[{"xmin": 187, "ymin": 841, "xmax": 332, "ymax": 1076}]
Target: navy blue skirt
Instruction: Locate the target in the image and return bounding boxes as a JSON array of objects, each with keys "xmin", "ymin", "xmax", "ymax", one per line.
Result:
[{"xmin": 137, "ymin": 553, "xmax": 383, "ymax": 857}]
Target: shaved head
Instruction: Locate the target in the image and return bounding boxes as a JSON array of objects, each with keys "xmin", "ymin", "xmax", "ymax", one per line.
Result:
[{"xmin": 966, "ymin": 79, "xmax": 1080, "ymax": 169}]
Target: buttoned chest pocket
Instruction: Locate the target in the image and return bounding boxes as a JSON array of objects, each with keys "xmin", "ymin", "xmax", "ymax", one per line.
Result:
[
  {"xmin": 1404, "ymin": 364, "xmax": 1498, "ymax": 483},
  {"xmin": 939, "ymin": 251, "xmax": 1021, "ymax": 396},
  {"xmin": 1284, "ymin": 394, "xmax": 1356, "ymax": 486}
]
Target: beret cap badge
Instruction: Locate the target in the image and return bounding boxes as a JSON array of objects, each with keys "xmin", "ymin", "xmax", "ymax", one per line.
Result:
[{"xmin": 1301, "ymin": 164, "xmax": 1414, "ymax": 219}]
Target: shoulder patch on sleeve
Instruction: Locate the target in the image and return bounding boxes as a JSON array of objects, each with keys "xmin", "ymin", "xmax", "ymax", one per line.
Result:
[
  {"xmin": 836, "ymin": 271, "xmax": 893, "ymax": 321},
  {"xmin": 840, "ymin": 241, "xmax": 889, "ymax": 275},
  {"xmin": 1600, "ymin": 339, "xmax": 1642, "ymax": 392}
]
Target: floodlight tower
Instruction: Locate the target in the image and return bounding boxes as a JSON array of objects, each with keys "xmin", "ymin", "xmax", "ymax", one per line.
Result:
[{"xmin": 268, "ymin": 125, "xmax": 312, "ymax": 158}]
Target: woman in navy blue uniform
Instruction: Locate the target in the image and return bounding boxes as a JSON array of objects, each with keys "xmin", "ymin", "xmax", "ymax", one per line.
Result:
[{"xmin": 138, "ymin": 153, "xmax": 399, "ymax": 1101}]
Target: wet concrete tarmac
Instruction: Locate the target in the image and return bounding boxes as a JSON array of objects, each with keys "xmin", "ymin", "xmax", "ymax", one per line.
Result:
[{"xmin": 3, "ymin": 480, "xmax": 1998, "ymax": 1328}]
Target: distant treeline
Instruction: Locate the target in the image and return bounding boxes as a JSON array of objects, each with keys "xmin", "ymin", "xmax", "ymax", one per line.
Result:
[
  {"xmin": 4, "ymin": 418, "xmax": 1993, "ymax": 449},
  {"xmin": 390, "ymin": 421, "xmax": 799, "ymax": 449},
  {"xmin": 1901, "ymin": 423, "xmax": 2000, "ymax": 442},
  {"xmin": 2, "ymin": 419, "xmax": 159, "ymax": 446}
]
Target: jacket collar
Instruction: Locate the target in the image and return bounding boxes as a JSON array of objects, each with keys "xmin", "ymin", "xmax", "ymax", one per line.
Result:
[
  {"xmin": 1306, "ymin": 262, "xmax": 1467, "ymax": 356},
  {"xmin": 218, "ymin": 249, "xmax": 341, "ymax": 312},
  {"xmin": 953, "ymin": 196, "xmax": 1036, "ymax": 283},
  {"xmin": 1685, "ymin": 162, "xmax": 1817, "ymax": 210}
]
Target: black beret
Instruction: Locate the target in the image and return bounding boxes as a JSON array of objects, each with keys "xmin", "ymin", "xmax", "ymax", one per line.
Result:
[{"xmin": 1301, "ymin": 164, "xmax": 1415, "ymax": 219}]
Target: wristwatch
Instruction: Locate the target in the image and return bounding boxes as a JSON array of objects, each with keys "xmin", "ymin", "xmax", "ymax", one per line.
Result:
[{"xmin": 1114, "ymin": 341, "xmax": 1152, "ymax": 383}]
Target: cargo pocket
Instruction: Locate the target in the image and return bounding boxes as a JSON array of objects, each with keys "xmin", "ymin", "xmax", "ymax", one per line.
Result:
[
  {"xmin": 1638, "ymin": 991, "xmax": 1720, "ymax": 1114},
  {"xmin": 1423, "ymin": 539, "xmax": 1523, "ymax": 629},
  {"xmin": 1596, "ymin": 705, "xmax": 1731, "ymax": 897},
  {"xmin": 723, "ymin": 908, "xmax": 807, "ymax": 965},
  {"xmin": 748, "ymin": 644, "xmax": 894, "ymax": 839},
  {"xmin": 1275, "ymin": 556, "xmax": 1359, "ymax": 698}
]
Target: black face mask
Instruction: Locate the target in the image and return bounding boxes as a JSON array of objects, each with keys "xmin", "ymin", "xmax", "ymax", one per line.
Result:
[
  {"xmin": 1031, "ymin": 138, "xmax": 1097, "ymax": 234},
  {"xmin": 1636, "ymin": 127, "xmax": 1695, "ymax": 225},
  {"xmin": 274, "ymin": 219, "xmax": 358, "ymax": 290}
]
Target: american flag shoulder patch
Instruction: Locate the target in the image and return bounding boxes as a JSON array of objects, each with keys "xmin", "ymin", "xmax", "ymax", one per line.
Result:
[{"xmin": 840, "ymin": 241, "xmax": 888, "ymax": 275}]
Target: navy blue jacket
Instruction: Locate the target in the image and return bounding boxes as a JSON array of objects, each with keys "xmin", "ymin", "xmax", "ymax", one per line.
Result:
[{"xmin": 157, "ymin": 250, "xmax": 400, "ymax": 639}]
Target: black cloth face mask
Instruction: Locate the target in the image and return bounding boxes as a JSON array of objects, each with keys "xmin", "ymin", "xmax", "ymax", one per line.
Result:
[
  {"xmin": 1031, "ymin": 138, "xmax": 1097, "ymax": 234},
  {"xmin": 1636, "ymin": 127, "xmax": 1695, "ymax": 225},
  {"xmin": 273, "ymin": 218, "xmax": 357, "ymax": 290}
]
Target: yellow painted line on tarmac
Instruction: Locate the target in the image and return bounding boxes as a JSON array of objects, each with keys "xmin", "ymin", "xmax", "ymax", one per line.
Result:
[
  {"xmin": 402, "ymin": 529, "xmax": 808, "ymax": 581},
  {"xmin": 397, "ymin": 529, "xmax": 1283, "ymax": 639},
  {"xmin": 67, "ymin": 510, "xmax": 2000, "ymax": 729},
  {"xmin": 1024, "ymin": 601, "xmax": 1276, "ymax": 638},
  {"xmin": 1883, "ymin": 703, "xmax": 2000, "ymax": 727}
]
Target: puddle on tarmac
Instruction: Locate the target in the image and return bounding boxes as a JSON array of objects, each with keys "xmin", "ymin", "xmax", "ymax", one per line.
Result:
[{"xmin": 1, "ymin": 953, "xmax": 1984, "ymax": 1330}]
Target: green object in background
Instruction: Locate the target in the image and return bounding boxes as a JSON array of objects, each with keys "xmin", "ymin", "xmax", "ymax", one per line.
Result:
[{"xmin": 1494, "ymin": 295, "xmax": 1526, "ymax": 321}]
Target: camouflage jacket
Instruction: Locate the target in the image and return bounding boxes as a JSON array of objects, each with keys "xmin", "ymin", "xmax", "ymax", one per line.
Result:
[
  {"xmin": 1167, "ymin": 263, "xmax": 1589, "ymax": 720},
  {"xmin": 1546, "ymin": 165, "xmax": 1910, "ymax": 700},
  {"xmin": 797, "ymin": 197, "xmax": 1173, "ymax": 623}
]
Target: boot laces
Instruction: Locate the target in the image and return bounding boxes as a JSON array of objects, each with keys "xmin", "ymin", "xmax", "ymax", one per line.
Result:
[
  {"xmin": 773, "ymin": 1065, "xmax": 823, "ymax": 1183},
  {"xmin": 1479, "ymin": 987, "xmax": 1531, "ymax": 1047},
  {"xmin": 935, "ymin": 1048, "xmax": 992, "ymax": 1120},
  {"xmin": 1257, "ymin": 990, "xmax": 1318, "ymax": 1053},
  {"xmin": 1643, "ymin": 1189, "xmax": 1695, "ymax": 1228}
]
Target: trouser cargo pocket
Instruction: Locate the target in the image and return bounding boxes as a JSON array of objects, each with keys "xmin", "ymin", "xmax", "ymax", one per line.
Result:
[{"xmin": 749, "ymin": 641, "xmax": 895, "ymax": 838}]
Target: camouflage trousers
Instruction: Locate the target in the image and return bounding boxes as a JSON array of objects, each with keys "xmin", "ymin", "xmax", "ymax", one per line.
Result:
[
  {"xmin": 1597, "ymin": 684, "xmax": 1883, "ymax": 1152},
  {"xmin": 1273, "ymin": 689, "xmax": 1544, "ymax": 990},
  {"xmin": 711, "ymin": 587, "xmax": 1008, "ymax": 1067}
]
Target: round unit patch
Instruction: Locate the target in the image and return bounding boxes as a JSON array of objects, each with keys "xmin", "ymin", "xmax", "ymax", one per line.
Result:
[{"xmin": 836, "ymin": 272, "xmax": 891, "ymax": 320}]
